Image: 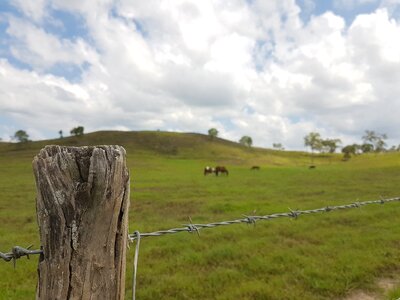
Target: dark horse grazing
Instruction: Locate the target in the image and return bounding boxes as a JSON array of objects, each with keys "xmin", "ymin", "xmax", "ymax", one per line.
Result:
[
  {"xmin": 215, "ymin": 166, "xmax": 229, "ymax": 176},
  {"xmin": 251, "ymin": 166, "xmax": 260, "ymax": 170}
]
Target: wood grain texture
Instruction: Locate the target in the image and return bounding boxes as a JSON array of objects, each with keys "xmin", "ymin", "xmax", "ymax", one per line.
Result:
[{"xmin": 33, "ymin": 145, "xmax": 130, "ymax": 300}]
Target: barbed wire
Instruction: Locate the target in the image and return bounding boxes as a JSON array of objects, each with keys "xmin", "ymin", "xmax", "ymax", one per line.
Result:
[
  {"xmin": 1, "ymin": 196, "xmax": 399, "ymax": 300},
  {"xmin": 128, "ymin": 196, "xmax": 400, "ymax": 241},
  {"xmin": 128, "ymin": 196, "xmax": 400, "ymax": 300},
  {"xmin": 0, "ymin": 245, "xmax": 43, "ymax": 266}
]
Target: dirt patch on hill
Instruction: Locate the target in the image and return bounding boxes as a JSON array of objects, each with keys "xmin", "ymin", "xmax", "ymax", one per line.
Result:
[{"xmin": 341, "ymin": 278, "xmax": 400, "ymax": 300}]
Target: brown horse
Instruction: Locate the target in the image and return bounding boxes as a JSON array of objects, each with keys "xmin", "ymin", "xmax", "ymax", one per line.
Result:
[
  {"xmin": 204, "ymin": 166, "xmax": 215, "ymax": 175},
  {"xmin": 215, "ymin": 166, "xmax": 229, "ymax": 176},
  {"xmin": 251, "ymin": 166, "xmax": 260, "ymax": 170}
]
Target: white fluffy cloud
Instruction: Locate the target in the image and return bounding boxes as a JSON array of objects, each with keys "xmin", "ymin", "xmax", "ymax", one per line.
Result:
[
  {"xmin": 0, "ymin": 0, "xmax": 400, "ymax": 149},
  {"xmin": 10, "ymin": 0, "xmax": 48, "ymax": 22},
  {"xmin": 6, "ymin": 16, "xmax": 99, "ymax": 69}
]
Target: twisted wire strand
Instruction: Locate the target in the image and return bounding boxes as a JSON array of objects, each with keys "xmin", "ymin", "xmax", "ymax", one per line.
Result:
[
  {"xmin": 128, "ymin": 196, "xmax": 400, "ymax": 241},
  {"xmin": 1, "ymin": 197, "xmax": 399, "ymax": 263},
  {"xmin": 0, "ymin": 246, "xmax": 43, "ymax": 264}
]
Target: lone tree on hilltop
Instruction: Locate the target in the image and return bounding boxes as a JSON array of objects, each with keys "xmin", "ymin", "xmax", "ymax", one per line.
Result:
[
  {"xmin": 59, "ymin": 130, "xmax": 63, "ymax": 139},
  {"xmin": 360, "ymin": 143, "xmax": 374, "ymax": 153},
  {"xmin": 208, "ymin": 128, "xmax": 218, "ymax": 139},
  {"xmin": 304, "ymin": 132, "xmax": 322, "ymax": 154},
  {"xmin": 272, "ymin": 143, "xmax": 284, "ymax": 150},
  {"xmin": 304, "ymin": 132, "xmax": 323, "ymax": 164},
  {"xmin": 13, "ymin": 130, "xmax": 29, "ymax": 143},
  {"xmin": 321, "ymin": 138, "xmax": 342, "ymax": 153},
  {"xmin": 239, "ymin": 135, "xmax": 253, "ymax": 147},
  {"xmin": 341, "ymin": 144, "xmax": 360, "ymax": 161},
  {"xmin": 70, "ymin": 126, "xmax": 84, "ymax": 136}
]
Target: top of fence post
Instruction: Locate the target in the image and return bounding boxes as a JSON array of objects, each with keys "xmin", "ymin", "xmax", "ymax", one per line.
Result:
[{"xmin": 33, "ymin": 145, "xmax": 130, "ymax": 300}]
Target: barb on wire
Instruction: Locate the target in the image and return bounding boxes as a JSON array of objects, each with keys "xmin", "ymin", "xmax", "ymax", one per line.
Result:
[
  {"xmin": 243, "ymin": 215, "xmax": 257, "ymax": 226},
  {"xmin": 0, "ymin": 245, "xmax": 43, "ymax": 266},
  {"xmin": 185, "ymin": 217, "xmax": 200, "ymax": 236},
  {"xmin": 288, "ymin": 208, "xmax": 300, "ymax": 219},
  {"xmin": 129, "ymin": 196, "xmax": 400, "ymax": 241}
]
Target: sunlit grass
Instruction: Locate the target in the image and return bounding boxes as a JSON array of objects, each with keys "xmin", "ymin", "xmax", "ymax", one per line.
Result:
[
  {"xmin": 387, "ymin": 287, "xmax": 400, "ymax": 300},
  {"xmin": 0, "ymin": 131, "xmax": 399, "ymax": 299}
]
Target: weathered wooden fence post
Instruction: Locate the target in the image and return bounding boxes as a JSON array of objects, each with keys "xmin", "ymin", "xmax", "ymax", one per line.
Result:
[{"xmin": 32, "ymin": 145, "xmax": 130, "ymax": 299}]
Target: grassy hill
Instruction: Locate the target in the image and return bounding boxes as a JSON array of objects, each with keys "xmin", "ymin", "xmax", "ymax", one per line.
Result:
[
  {"xmin": 0, "ymin": 130, "xmax": 312, "ymax": 163},
  {"xmin": 1, "ymin": 131, "xmax": 400, "ymax": 299}
]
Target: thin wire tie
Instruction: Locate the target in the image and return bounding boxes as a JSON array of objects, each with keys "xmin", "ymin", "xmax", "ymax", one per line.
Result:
[
  {"xmin": 289, "ymin": 208, "xmax": 300, "ymax": 219},
  {"xmin": 185, "ymin": 217, "xmax": 200, "ymax": 237},
  {"xmin": 243, "ymin": 215, "xmax": 257, "ymax": 226},
  {"xmin": 132, "ymin": 231, "xmax": 141, "ymax": 300}
]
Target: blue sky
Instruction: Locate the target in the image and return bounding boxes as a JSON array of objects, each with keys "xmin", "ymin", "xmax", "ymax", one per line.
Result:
[
  {"xmin": 298, "ymin": 0, "xmax": 381, "ymax": 23},
  {"xmin": 0, "ymin": 0, "xmax": 400, "ymax": 150}
]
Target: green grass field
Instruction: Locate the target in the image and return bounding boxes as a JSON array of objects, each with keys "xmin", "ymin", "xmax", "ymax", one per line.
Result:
[{"xmin": 1, "ymin": 131, "xmax": 399, "ymax": 299}]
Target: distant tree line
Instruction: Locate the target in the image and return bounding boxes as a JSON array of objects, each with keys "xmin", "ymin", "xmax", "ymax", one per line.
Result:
[
  {"xmin": 304, "ymin": 132, "xmax": 342, "ymax": 154},
  {"xmin": 11, "ymin": 126, "xmax": 85, "ymax": 143},
  {"xmin": 341, "ymin": 130, "xmax": 396, "ymax": 160},
  {"xmin": 206, "ymin": 127, "xmax": 399, "ymax": 155},
  {"xmin": 8, "ymin": 126, "xmax": 400, "ymax": 160},
  {"xmin": 303, "ymin": 130, "xmax": 399, "ymax": 161}
]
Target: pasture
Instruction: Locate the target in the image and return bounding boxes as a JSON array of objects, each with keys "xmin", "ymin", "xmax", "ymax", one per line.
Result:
[{"xmin": 0, "ymin": 131, "xmax": 400, "ymax": 299}]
